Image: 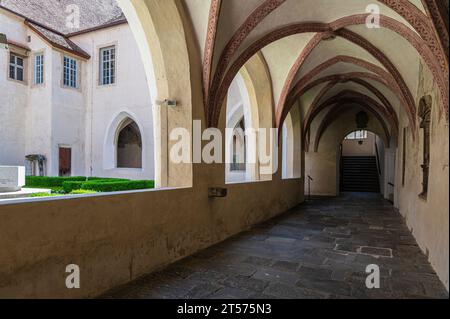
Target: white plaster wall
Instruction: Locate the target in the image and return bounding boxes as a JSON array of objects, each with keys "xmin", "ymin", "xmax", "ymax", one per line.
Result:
[
  {"xmin": 48, "ymin": 49, "xmax": 86, "ymax": 177},
  {"xmin": 0, "ymin": 9, "xmax": 55, "ymax": 173},
  {"xmin": 25, "ymin": 34, "xmax": 53, "ymax": 176},
  {"xmin": 71, "ymin": 24, "xmax": 155, "ymax": 180},
  {"xmin": 0, "ymin": 10, "xmax": 28, "ymax": 167},
  {"xmin": 342, "ymin": 132, "xmax": 376, "ymax": 157},
  {"xmin": 0, "ymin": 11, "xmax": 154, "ymax": 180}
]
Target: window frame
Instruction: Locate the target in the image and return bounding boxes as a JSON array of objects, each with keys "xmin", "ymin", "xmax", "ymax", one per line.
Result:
[
  {"xmin": 62, "ymin": 55, "xmax": 79, "ymax": 89},
  {"xmin": 345, "ymin": 130, "xmax": 368, "ymax": 140},
  {"xmin": 9, "ymin": 52, "xmax": 25, "ymax": 83},
  {"xmin": 99, "ymin": 45, "xmax": 116, "ymax": 86},
  {"xmin": 33, "ymin": 52, "xmax": 45, "ymax": 86}
]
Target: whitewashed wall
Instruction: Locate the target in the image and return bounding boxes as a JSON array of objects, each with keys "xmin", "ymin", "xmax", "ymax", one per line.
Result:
[
  {"xmin": 71, "ymin": 24, "xmax": 155, "ymax": 180},
  {"xmin": 0, "ymin": 10, "xmax": 28, "ymax": 167},
  {"xmin": 0, "ymin": 8, "xmax": 155, "ymax": 180}
]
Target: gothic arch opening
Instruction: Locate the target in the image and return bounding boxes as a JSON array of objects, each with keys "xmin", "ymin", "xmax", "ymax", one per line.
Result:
[
  {"xmin": 339, "ymin": 130, "xmax": 395, "ymax": 201},
  {"xmin": 304, "ymin": 104, "xmax": 396, "ymax": 198},
  {"xmin": 225, "ymin": 73, "xmax": 257, "ymax": 184},
  {"xmin": 116, "ymin": 119, "xmax": 143, "ymax": 169},
  {"xmin": 282, "ymin": 105, "xmax": 302, "ymax": 180},
  {"xmin": 231, "ymin": 118, "xmax": 247, "ymax": 173}
]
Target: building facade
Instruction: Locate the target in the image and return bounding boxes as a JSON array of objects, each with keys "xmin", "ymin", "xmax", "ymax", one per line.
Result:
[{"xmin": 0, "ymin": 2, "xmax": 155, "ymax": 180}]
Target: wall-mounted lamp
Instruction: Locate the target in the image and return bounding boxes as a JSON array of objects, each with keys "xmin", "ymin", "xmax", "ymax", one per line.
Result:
[
  {"xmin": 0, "ymin": 33, "xmax": 9, "ymax": 50},
  {"xmin": 155, "ymin": 99, "xmax": 177, "ymax": 107}
]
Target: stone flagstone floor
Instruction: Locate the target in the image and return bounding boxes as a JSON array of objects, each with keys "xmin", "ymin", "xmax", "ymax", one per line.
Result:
[{"xmin": 102, "ymin": 193, "xmax": 449, "ymax": 299}]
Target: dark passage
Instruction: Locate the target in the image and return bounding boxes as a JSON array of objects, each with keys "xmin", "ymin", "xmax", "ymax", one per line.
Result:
[{"xmin": 341, "ymin": 156, "xmax": 381, "ymax": 193}]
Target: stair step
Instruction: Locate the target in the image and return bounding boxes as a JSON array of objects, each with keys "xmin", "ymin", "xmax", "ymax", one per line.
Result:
[
  {"xmin": 343, "ymin": 176, "xmax": 379, "ymax": 178},
  {"xmin": 340, "ymin": 156, "xmax": 380, "ymax": 193}
]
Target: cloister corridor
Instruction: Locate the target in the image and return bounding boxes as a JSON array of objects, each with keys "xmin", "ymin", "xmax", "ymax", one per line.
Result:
[
  {"xmin": 102, "ymin": 193, "xmax": 448, "ymax": 299},
  {"xmin": 0, "ymin": 0, "xmax": 448, "ymax": 301}
]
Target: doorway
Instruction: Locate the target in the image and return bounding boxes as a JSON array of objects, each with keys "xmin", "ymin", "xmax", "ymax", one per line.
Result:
[
  {"xmin": 59, "ymin": 147, "xmax": 72, "ymax": 177},
  {"xmin": 339, "ymin": 131, "xmax": 382, "ymax": 193}
]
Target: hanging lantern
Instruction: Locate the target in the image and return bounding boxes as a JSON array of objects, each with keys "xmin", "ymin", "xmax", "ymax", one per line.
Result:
[{"xmin": 356, "ymin": 111, "xmax": 369, "ymax": 129}]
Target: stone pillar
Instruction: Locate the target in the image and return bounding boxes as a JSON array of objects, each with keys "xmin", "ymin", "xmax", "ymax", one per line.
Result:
[{"xmin": 153, "ymin": 104, "xmax": 168, "ymax": 188}]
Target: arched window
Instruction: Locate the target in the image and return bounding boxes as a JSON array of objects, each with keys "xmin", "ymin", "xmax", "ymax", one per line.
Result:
[
  {"xmin": 116, "ymin": 119, "xmax": 142, "ymax": 169},
  {"xmin": 231, "ymin": 118, "xmax": 246, "ymax": 172},
  {"xmin": 282, "ymin": 109, "xmax": 302, "ymax": 180}
]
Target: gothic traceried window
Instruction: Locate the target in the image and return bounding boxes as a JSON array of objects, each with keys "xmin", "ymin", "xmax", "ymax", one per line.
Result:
[{"xmin": 418, "ymin": 95, "xmax": 432, "ymax": 200}]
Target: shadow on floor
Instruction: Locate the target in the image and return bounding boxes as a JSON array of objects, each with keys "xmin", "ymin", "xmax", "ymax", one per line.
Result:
[{"xmin": 101, "ymin": 193, "xmax": 448, "ymax": 299}]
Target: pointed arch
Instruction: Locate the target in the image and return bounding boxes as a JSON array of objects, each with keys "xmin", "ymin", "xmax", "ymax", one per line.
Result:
[
  {"xmin": 314, "ymin": 103, "xmax": 391, "ymax": 153},
  {"xmin": 104, "ymin": 111, "xmax": 146, "ymax": 171},
  {"xmin": 207, "ymin": 14, "xmax": 448, "ymax": 128}
]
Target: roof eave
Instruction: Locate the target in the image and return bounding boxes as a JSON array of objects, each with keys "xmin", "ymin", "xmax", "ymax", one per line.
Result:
[
  {"xmin": 67, "ymin": 18, "xmax": 128, "ymax": 38},
  {"xmin": 25, "ymin": 21, "xmax": 91, "ymax": 60}
]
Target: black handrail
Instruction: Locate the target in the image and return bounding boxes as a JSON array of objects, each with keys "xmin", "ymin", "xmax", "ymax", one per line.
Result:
[
  {"xmin": 339, "ymin": 144, "xmax": 344, "ymax": 192},
  {"xmin": 374, "ymin": 143, "xmax": 382, "ymax": 176}
]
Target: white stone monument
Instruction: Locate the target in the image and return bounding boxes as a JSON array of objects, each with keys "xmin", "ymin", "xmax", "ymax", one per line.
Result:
[{"xmin": 0, "ymin": 166, "xmax": 26, "ymax": 192}]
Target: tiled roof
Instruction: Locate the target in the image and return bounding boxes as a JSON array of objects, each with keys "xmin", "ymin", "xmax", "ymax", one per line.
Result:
[
  {"xmin": 0, "ymin": 0, "xmax": 124, "ymax": 34},
  {"xmin": 26, "ymin": 22, "xmax": 90, "ymax": 59},
  {"xmin": 0, "ymin": 0, "xmax": 127, "ymax": 58}
]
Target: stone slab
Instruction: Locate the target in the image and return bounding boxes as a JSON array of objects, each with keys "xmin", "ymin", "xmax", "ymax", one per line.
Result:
[{"xmin": 0, "ymin": 166, "xmax": 25, "ymax": 192}]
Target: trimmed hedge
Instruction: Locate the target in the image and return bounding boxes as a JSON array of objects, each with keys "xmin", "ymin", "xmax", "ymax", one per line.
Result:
[
  {"xmin": 80, "ymin": 180, "xmax": 155, "ymax": 193},
  {"xmin": 26, "ymin": 176, "xmax": 154, "ymax": 194},
  {"xmin": 62, "ymin": 181, "xmax": 86, "ymax": 193},
  {"xmin": 62, "ymin": 179, "xmax": 129, "ymax": 193},
  {"xmin": 27, "ymin": 176, "xmax": 128, "ymax": 189},
  {"xmin": 26, "ymin": 176, "xmax": 88, "ymax": 188}
]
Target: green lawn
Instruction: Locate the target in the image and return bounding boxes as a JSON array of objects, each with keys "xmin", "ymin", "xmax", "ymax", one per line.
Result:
[{"xmin": 25, "ymin": 176, "xmax": 155, "ymax": 197}]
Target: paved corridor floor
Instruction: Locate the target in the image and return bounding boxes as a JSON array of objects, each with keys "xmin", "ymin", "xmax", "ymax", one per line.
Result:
[{"xmin": 102, "ymin": 193, "xmax": 449, "ymax": 299}]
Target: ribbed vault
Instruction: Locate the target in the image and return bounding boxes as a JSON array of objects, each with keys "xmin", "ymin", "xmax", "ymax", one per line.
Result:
[{"xmin": 182, "ymin": 0, "xmax": 448, "ymax": 145}]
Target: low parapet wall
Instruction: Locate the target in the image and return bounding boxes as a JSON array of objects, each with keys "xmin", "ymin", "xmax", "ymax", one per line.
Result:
[{"xmin": 0, "ymin": 177, "xmax": 303, "ymax": 298}]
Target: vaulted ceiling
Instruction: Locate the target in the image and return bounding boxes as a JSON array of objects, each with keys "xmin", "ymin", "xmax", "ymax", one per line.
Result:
[{"xmin": 182, "ymin": 0, "xmax": 449, "ymax": 137}]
